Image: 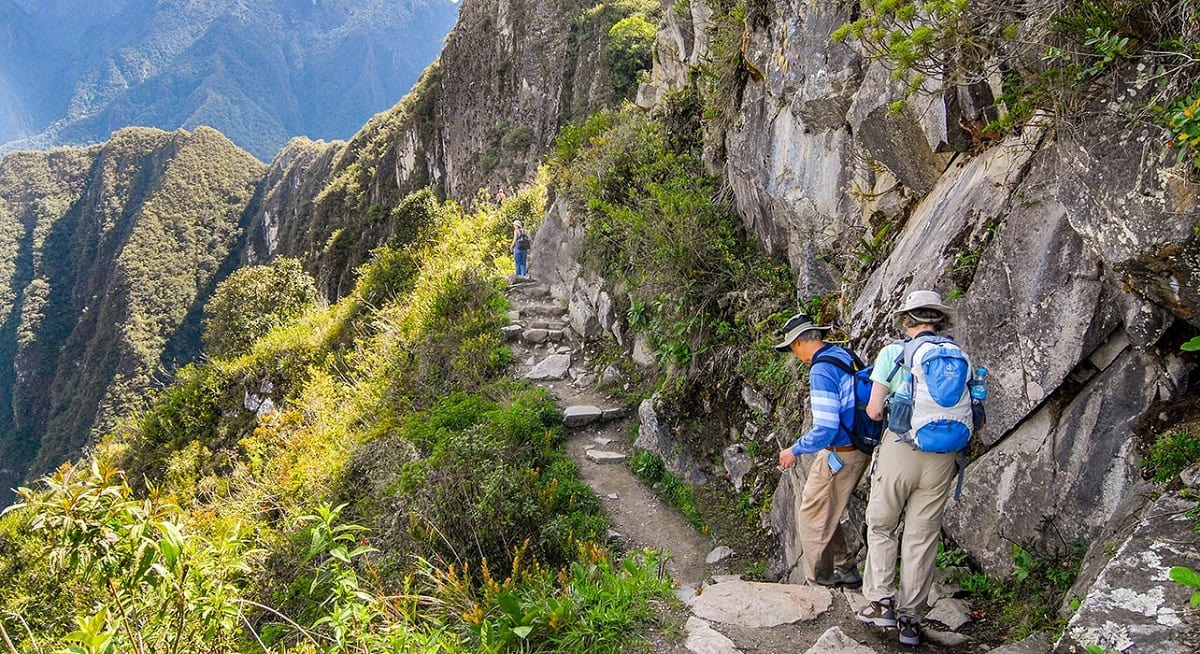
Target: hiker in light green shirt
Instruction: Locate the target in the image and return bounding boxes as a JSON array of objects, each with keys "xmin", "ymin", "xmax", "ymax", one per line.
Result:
[{"xmin": 856, "ymin": 291, "xmax": 961, "ymax": 648}]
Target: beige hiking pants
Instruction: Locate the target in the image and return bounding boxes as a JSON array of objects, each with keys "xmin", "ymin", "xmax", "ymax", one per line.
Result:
[
  {"xmin": 862, "ymin": 434, "xmax": 958, "ymax": 615},
  {"xmin": 797, "ymin": 448, "xmax": 870, "ymax": 584}
]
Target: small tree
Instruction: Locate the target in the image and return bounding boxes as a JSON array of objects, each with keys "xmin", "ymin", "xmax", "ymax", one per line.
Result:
[
  {"xmin": 202, "ymin": 258, "xmax": 319, "ymax": 358},
  {"xmin": 606, "ymin": 14, "xmax": 657, "ymax": 98}
]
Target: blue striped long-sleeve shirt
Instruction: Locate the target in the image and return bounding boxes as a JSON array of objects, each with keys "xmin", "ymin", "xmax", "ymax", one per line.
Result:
[{"xmin": 790, "ymin": 344, "xmax": 857, "ymax": 456}]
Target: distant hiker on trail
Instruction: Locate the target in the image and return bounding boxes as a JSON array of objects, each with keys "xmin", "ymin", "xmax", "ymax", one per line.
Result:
[
  {"xmin": 857, "ymin": 290, "xmax": 983, "ymax": 647},
  {"xmin": 511, "ymin": 220, "xmax": 530, "ymax": 278},
  {"xmin": 774, "ymin": 313, "xmax": 872, "ymax": 590},
  {"xmin": 495, "ymin": 188, "xmax": 508, "ymax": 204}
]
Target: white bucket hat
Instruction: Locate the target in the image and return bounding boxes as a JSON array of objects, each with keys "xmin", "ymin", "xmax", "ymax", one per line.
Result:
[
  {"xmin": 893, "ymin": 290, "xmax": 956, "ymax": 327},
  {"xmin": 773, "ymin": 313, "xmax": 832, "ymax": 351}
]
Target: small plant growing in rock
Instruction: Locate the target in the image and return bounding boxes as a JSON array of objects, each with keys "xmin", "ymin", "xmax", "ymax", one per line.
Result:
[{"xmin": 1168, "ymin": 566, "xmax": 1200, "ymax": 607}]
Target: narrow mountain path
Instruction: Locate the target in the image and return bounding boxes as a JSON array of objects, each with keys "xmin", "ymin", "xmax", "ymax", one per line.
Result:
[
  {"xmin": 503, "ymin": 279, "xmax": 711, "ymax": 585},
  {"xmin": 502, "ymin": 278, "xmax": 982, "ymax": 654}
]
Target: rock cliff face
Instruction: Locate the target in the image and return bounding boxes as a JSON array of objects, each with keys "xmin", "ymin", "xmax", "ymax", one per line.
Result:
[
  {"xmin": 634, "ymin": 0, "xmax": 1198, "ymax": 645},
  {"xmin": 244, "ymin": 0, "xmax": 630, "ymax": 296}
]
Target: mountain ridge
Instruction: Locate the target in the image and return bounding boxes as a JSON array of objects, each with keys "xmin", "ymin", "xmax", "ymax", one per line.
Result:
[{"xmin": 0, "ymin": 0, "xmax": 461, "ymax": 160}]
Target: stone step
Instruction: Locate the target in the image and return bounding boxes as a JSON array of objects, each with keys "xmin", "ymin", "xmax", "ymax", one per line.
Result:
[
  {"xmin": 519, "ymin": 328, "xmax": 570, "ymax": 344},
  {"xmin": 584, "ymin": 449, "xmax": 626, "ymax": 464},
  {"xmin": 525, "ymin": 354, "xmax": 572, "ymax": 380},
  {"xmin": 562, "ymin": 404, "xmax": 628, "ymax": 428}
]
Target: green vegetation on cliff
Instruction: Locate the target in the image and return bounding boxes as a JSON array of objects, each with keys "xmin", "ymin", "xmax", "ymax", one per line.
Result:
[{"xmin": 0, "ymin": 187, "xmax": 673, "ymax": 653}]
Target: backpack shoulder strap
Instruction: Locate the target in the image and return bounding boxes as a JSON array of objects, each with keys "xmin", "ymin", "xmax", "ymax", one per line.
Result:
[
  {"xmin": 885, "ymin": 339, "xmax": 907, "ymax": 383},
  {"xmin": 902, "ymin": 331, "xmax": 946, "ymax": 367},
  {"xmin": 812, "ymin": 353, "xmax": 856, "ymax": 377}
]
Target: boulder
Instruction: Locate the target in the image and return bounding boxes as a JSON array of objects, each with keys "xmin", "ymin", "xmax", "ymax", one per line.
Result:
[
  {"xmin": 632, "ymin": 332, "xmax": 656, "ymax": 367},
  {"xmin": 706, "ymin": 546, "xmax": 735, "ymax": 564},
  {"xmin": 925, "ymin": 629, "xmax": 972, "ymax": 648},
  {"xmin": 595, "ymin": 290, "xmax": 615, "ymax": 332},
  {"xmin": 528, "ymin": 199, "xmax": 584, "ymax": 302},
  {"xmin": 1055, "ymin": 492, "xmax": 1200, "ymax": 653},
  {"xmin": 803, "ymin": 627, "xmax": 879, "ymax": 654},
  {"xmin": 569, "ymin": 285, "xmax": 602, "ymax": 340},
  {"xmin": 525, "ymin": 354, "xmax": 571, "ymax": 381},
  {"xmin": 584, "ymin": 449, "xmax": 626, "ymax": 464},
  {"xmin": 926, "ymin": 597, "xmax": 972, "ymax": 631},
  {"xmin": 521, "ymin": 328, "xmax": 549, "ymax": 343},
  {"xmin": 688, "ymin": 578, "xmax": 831, "ymax": 628},
  {"xmin": 636, "ymin": 397, "xmax": 708, "ymax": 484},
  {"xmin": 500, "ymin": 324, "xmax": 523, "ymax": 340},
  {"xmin": 683, "ymin": 617, "xmax": 739, "ymax": 654},
  {"xmin": 944, "ymin": 349, "xmax": 1170, "ymax": 575},
  {"xmin": 722, "ymin": 443, "xmax": 753, "ymax": 491},
  {"xmin": 741, "ymin": 385, "xmax": 772, "ymax": 416}
]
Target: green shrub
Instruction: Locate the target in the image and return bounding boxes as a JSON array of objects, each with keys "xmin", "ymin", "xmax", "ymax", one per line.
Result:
[
  {"xmin": 1144, "ymin": 426, "xmax": 1200, "ymax": 483},
  {"xmin": 949, "ymin": 540, "xmax": 1087, "ymax": 642},
  {"xmin": 202, "ymin": 257, "xmax": 319, "ymax": 358},
  {"xmin": 551, "ymin": 106, "xmax": 794, "ymax": 383},
  {"xmin": 606, "ymin": 15, "xmax": 657, "ymax": 98}
]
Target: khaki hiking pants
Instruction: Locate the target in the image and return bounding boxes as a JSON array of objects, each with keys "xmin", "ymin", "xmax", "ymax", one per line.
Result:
[
  {"xmin": 796, "ymin": 447, "xmax": 870, "ymax": 584},
  {"xmin": 862, "ymin": 434, "xmax": 957, "ymax": 615}
]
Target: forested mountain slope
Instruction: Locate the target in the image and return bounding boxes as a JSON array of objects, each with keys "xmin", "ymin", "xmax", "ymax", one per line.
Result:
[{"xmin": 0, "ymin": 127, "xmax": 262, "ymax": 498}]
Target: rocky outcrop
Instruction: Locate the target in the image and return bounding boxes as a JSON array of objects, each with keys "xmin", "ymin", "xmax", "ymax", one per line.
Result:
[
  {"xmin": 722, "ymin": 1, "xmax": 865, "ymax": 280},
  {"xmin": 1055, "ymin": 492, "xmax": 1200, "ymax": 653},
  {"xmin": 642, "ymin": 0, "xmax": 1200, "ymax": 611}
]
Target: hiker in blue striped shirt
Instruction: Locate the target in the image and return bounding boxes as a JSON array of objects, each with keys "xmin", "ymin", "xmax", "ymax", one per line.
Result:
[{"xmin": 775, "ymin": 313, "xmax": 870, "ymax": 588}]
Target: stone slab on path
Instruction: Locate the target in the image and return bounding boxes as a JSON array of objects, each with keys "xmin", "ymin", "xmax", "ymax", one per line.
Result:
[
  {"xmin": 585, "ymin": 449, "xmax": 626, "ymax": 464},
  {"xmin": 526, "ymin": 354, "xmax": 571, "ymax": 380},
  {"xmin": 522, "ymin": 328, "xmax": 550, "ymax": 343},
  {"xmin": 563, "ymin": 405, "xmax": 603, "ymax": 427},
  {"xmin": 688, "ymin": 579, "xmax": 832, "ymax": 628},
  {"xmin": 926, "ymin": 597, "xmax": 971, "ymax": 631},
  {"xmin": 803, "ymin": 627, "xmax": 880, "ymax": 654},
  {"xmin": 684, "ymin": 617, "xmax": 740, "ymax": 654}
]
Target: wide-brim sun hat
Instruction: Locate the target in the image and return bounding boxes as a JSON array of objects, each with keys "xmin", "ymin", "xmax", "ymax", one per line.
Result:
[
  {"xmin": 513, "ymin": 220, "xmax": 523, "ymax": 228},
  {"xmin": 773, "ymin": 313, "xmax": 832, "ymax": 351},
  {"xmin": 893, "ymin": 290, "xmax": 957, "ymax": 327}
]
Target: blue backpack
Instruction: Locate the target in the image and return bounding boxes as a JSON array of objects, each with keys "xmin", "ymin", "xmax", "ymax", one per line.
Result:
[
  {"xmin": 812, "ymin": 349, "xmax": 883, "ymax": 454},
  {"xmin": 884, "ymin": 333, "xmax": 973, "ymax": 454}
]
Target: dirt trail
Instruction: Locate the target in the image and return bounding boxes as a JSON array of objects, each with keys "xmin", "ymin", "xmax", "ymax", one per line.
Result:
[{"xmin": 504, "ymin": 279, "xmax": 711, "ymax": 585}]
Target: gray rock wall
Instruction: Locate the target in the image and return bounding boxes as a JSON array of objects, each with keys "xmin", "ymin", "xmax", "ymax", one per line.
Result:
[{"xmin": 645, "ymin": 1, "xmax": 1200, "ymax": 588}]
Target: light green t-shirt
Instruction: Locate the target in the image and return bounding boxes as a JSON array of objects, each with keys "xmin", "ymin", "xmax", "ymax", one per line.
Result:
[{"xmin": 869, "ymin": 343, "xmax": 905, "ymax": 393}]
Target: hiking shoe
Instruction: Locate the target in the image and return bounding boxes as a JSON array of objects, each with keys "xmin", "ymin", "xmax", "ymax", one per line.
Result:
[
  {"xmin": 856, "ymin": 596, "xmax": 897, "ymax": 627},
  {"xmin": 898, "ymin": 615, "xmax": 922, "ymax": 646},
  {"xmin": 832, "ymin": 567, "xmax": 862, "ymax": 589}
]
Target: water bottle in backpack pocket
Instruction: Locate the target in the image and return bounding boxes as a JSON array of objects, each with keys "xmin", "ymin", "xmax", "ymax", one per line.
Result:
[
  {"xmin": 886, "ymin": 373, "xmax": 914, "ymax": 434},
  {"xmin": 968, "ymin": 366, "xmax": 988, "ymax": 429}
]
